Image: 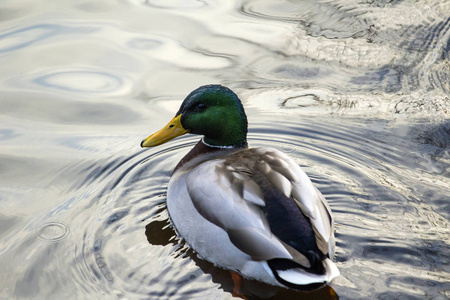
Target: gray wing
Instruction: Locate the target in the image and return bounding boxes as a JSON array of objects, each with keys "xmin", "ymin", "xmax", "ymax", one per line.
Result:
[
  {"xmin": 185, "ymin": 147, "xmax": 334, "ymax": 265},
  {"xmin": 185, "ymin": 159, "xmax": 294, "ymax": 261},
  {"xmin": 255, "ymin": 147, "xmax": 334, "ymax": 256}
]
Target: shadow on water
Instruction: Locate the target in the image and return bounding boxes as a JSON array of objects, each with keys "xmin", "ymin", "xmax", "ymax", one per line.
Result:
[
  {"xmin": 145, "ymin": 218, "xmax": 339, "ymax": 300},
  {"xmin": 418, "ymin": 120, "xmax": 450, "ymax": 149}
]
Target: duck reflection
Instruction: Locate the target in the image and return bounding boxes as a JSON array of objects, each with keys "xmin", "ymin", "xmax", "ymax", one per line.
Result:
[{"xmin": 145, "ymin": 218, "xmax": 339, "ymax": 300}]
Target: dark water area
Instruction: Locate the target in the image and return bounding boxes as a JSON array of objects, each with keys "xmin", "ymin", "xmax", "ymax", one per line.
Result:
[{"xmin": 0, "ymin": 0, "xmax": 449, "ymax": 299}]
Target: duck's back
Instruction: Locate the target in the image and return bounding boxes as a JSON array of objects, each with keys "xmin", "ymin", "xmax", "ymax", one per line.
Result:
[{"xmin": 167, "ymin": 146, "xmax": 338, "ymax": 287}]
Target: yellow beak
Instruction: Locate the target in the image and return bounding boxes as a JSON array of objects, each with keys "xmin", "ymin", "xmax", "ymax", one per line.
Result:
[{"xmin": 141, "ymin": 114, "xmax": 189, "ymax": 147}]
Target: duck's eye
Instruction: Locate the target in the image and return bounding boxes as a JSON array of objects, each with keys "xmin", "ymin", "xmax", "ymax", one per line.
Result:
[{"xmin": 196, "ymin": 103, "xmax": 206, "ymax": 111}]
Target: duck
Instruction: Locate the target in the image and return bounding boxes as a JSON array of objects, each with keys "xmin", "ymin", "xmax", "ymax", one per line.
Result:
[{"xmin": 141, "ymin": 84, "xmax": 339, "ymax": 291}]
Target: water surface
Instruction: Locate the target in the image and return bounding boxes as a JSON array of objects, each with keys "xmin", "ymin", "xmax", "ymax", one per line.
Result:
[{"xmin": 0, "ymin": 0, "xmax": 449, "ymax": 299}]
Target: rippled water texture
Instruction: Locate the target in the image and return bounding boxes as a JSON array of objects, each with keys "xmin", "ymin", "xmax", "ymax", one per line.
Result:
[{"xmin": 0, "ymin": 0, "xmax": 449, "ymax": 299}]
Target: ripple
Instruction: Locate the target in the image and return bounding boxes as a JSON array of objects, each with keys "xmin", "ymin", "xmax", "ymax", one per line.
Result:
[
  {"xmin": 239, "ymin": 0, "xmax": 450, "ymax": 116},
  {"xmin": 127, "ymin": 0, "xmax": 209, "ymax": 9},
  {"xmin": 36, "ymin": 222, "xmax": 70, "ymax": 242},
  {"xmin": 33, "ymin": 70, "xmax": 124, "ymax": 94},
  {"xmin": 241, "ymin": 0, "xmax": 371, "ymax": 39},
  {"xmin": 0, "ymin": 129, "xmax": 19, "ymax": 141},
  {"xmin": 0, "ymin": 24, "xmax": 61, "ymax": 53},
  {"xmin": 126, "ymin": 38, "xmax": 162, "ymax": 50},
  {"xmin": 0, "ymin": 23, "xmax": 96, "ymax": 54},
  {"xmin": 6, "ymin": 113, "xmax": 449, "ymax": 299},
  {"xmin": 126, "ymin": 34, "xmax": 232, "ymax": 69},
  {"xmin": 418, "ymin": 121, "xmax": 450, "ymax": 149},
  {"xmin": 2, "ymin": 1, "xmax": 450, "ymax": 299}
]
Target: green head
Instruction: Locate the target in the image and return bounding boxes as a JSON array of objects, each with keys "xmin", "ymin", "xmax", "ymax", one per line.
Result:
[
  {"xmin": 141, "ymin": 85, "xmax": 248, "ymax": 148},
  {"xmin": 178, "ymin": 85, "xmax": 248, "ymax": 147}
]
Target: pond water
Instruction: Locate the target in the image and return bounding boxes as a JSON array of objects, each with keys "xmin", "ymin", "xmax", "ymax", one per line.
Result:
[{"xmin": 0, "ymin": 0, "xmax": 449, "ymax": 299}]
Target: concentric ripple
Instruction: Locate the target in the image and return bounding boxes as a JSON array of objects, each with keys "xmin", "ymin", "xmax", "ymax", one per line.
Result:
[
  {"xmin": 36, "ymin": 222, "xmax": 70, "ymax": 242},
  {"xmin": 28, "ymin": 115, "xmax": 444, "ymax": 300},
  {"xmin": 33, "ymin": 70, "xmax": 124, "ymax": 94},
  {"xmin": 1, "ymin": 0, "xmax": 449, "ymax": 299}
]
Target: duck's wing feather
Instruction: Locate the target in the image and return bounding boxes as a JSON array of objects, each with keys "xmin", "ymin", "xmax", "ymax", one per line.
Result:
[
  {"xmin": 185, "ymin": 147, "xmax": 334, "ymax": 268},
  {"xmin": 254, "ymin": 148, "xmax": 333, "ymax": 256},
  {"xmin": 186, "ymin": 159, "xmax": 294, "ymax": 261}
]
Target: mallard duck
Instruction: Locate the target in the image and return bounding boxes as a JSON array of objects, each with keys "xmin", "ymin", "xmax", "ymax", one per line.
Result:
[{"xmin": 141, "ymin": 85, "xmax": 339, "ymax": 290}]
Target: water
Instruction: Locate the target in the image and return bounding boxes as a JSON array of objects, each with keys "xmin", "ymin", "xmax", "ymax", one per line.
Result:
[{"xmin": 0, "ymin": 0, "xmax": 449, "ymax": 299}]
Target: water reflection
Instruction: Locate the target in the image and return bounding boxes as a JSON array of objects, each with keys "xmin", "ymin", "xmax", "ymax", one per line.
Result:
[
  {"xmin": 126, "ymin": 38, "xmax": 163, "ymax": 50},
  {"xmin": 0, "ymin": 0, "xmax": 449, "ymax": 299},
  {"xmin": 35, "ymin": 222, "xmax": 70, "ymax": 242},
  {"xmin": 128, "ymin": 34, "xmax": 232, "ymax": 69},
  {"xmin": 0, "ymin": 24, "xmax": 96, "ymax": 53},
  {"xmin": 0, "ymin": 129, "xmax": 19, "ymax": 141},
  {"xmin": 239, "ymin": 0, "xmax": 450, "ymax": 100},
  {"xmin": 145, "ymin": 219, "xmax": 340, "ymax": 300},
  {"xmin": 138, "ymin": 0, "xmax": 208, "ymax": 10},
  {"xmin": 34, "ymin": 71, "xmax": 123, "ymax": 94},
  {"xmin": 0, "ymin": 24, "xmax": 63, "ymax": 53}
]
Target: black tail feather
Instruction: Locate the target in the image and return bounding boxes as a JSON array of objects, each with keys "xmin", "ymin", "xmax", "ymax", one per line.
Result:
[{"xmin": 267, "ymin": 257, "xmax": 327, "ymax": 290}]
